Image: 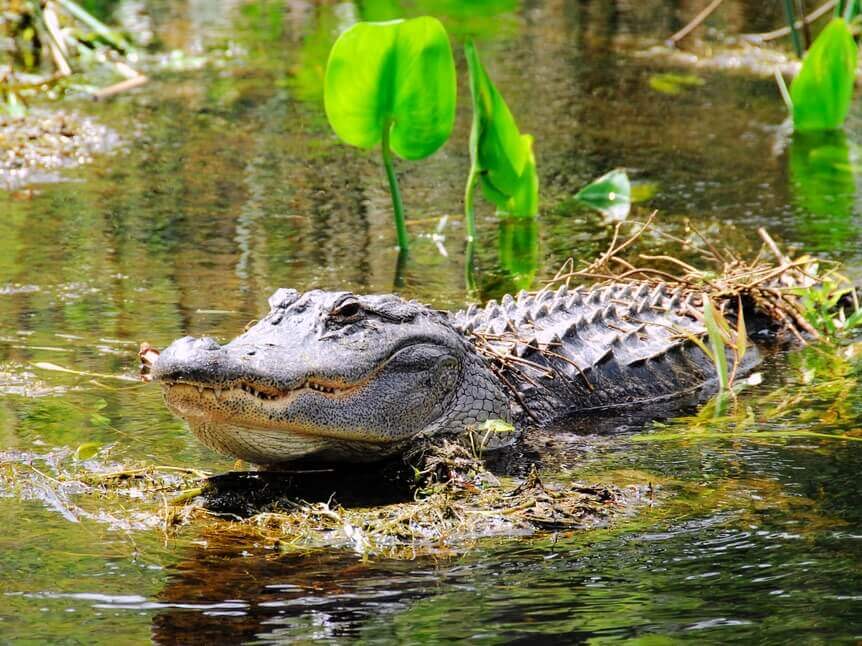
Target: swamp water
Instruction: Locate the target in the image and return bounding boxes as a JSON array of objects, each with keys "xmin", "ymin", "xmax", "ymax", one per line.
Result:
[{"xmin": 2, "ymin": 0, "xmax": 862, "ymax": 642}]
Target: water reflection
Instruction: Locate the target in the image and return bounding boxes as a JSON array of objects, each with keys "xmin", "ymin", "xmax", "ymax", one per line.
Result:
[
  {"xmin": 498, "ymin": 216, "xmax": 540, "ymax": 291},
  {"xmin": 789, "ymin": 129, "xmax": 862, "ymax": 251}
]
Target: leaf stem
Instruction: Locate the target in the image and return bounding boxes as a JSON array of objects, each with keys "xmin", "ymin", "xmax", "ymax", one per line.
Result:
[
  {"xmin": 783, "ymin": 0, "xmax": 804, "ymax": 56},
  {"xmin": 465, "ymin": 238, "xmax": 478, "ymax": 296},
  {"xmin": 464, "ymin": 164, "xmax": 479, "ymax": 242},
  {"xmin": 381, "ymin": 123, "xmax": 409, "ymax": 252}
]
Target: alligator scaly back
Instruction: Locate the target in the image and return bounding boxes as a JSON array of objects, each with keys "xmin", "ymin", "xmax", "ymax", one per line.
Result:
[{"xmin": 450, "ymin": 282, "xmax": 737, "ymax": 423}]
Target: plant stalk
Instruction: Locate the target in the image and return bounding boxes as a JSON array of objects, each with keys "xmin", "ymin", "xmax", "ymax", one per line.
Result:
[
  {"xmin": 464, "ymin": 164, "xmax": 479, "ymax": 242},
  {"xmin": 381, "ymin": 124, "xmax": 409, "ymax": 253},
  {"xmin": 783, "ymin": 0, "xmax": 805, "ymax": 56},
  {"xmin": 796, "ymin": 0, "xmax": 813, "ymax": 49},
  {"xmin": 465, "ymin": 238, "xmax": 478, "ymax": 296}
]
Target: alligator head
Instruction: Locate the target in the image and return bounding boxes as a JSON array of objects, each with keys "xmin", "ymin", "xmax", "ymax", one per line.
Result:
[{"xmin": 151, "ymin": 288, "xmax": 509, "ymax": 465}]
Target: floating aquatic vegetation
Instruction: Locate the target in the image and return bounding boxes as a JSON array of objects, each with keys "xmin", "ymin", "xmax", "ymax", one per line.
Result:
[
  {"xmin": 573, "ymin": 169, "xmax": 632, "ymax": 221},
  {"xmin": 648, "ymin": 72, "xmax": 705, "ymax": 95},
  {"xmin": 0, "ymin": 441, "xmax": 640, "ymax": 559},
  {"xmin": 0, "ymin": 109, "xmax": 120, "ymax": 190}
]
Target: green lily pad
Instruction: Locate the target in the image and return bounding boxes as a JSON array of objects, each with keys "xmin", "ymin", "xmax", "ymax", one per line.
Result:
[
  {"xmin": 74, "ymin": 442, "xmax": 101, "ymax": 461},
  {"xmin": 324, "ymin": 16, "xmax": 457, "ymax": 160},
  {"xmin": 574, "ymin": 169, "xmax": 631, "ymax": 220}
]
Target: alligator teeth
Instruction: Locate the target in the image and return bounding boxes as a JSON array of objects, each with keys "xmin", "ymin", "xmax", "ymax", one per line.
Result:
[
  {"xmin": 308, "ymin": 382, "xmax": 337, "ymax": 394},
  {"xmin": 214, "ymin": 386, "xmax": 222, "ymax": 400},
  {"xmin": 197, "ymin": 385, "xmax": 204, "ymax": 394}
]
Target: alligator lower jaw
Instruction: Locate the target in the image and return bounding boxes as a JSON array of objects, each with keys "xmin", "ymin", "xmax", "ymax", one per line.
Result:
[
  {"xmin": 160, "ymin": 382, "xmax": 381, "ymax": 443},
  {"xmin": 186, "ymin": 420, "xmax": 399, "ymax": 464}
]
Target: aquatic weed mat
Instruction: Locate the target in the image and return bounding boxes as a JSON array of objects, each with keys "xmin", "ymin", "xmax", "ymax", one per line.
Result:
[{"xmin": 0, "ymin": 444, "xmax": 647, "ymax": 559}]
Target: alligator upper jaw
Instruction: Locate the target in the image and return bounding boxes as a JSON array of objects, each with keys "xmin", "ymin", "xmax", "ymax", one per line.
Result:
[{"xmin": 160, "ymin": 376, "xmax": 363, "ymax": 403}]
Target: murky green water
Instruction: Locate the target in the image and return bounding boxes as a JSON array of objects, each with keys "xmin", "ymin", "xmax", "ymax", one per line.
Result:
[{"xmin": 2, "ymin": 0, "xmax": 862, "ymax": 642}]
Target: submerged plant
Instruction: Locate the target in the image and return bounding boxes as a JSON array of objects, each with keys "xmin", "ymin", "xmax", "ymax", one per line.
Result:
[
  {"xmin": 324, "ymin": 16, "xmax": 457, "ymax": 252},
  {"xmin": 463, "ymin": 40, "xmax": 538, "ymax": 241}
]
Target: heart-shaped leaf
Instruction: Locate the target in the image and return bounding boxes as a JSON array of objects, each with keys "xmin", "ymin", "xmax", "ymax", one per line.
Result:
[
  {"xmin": 791, "ymin": 18, "xmax": 858, "ymax": 132},
  {"xmin": 324, "ymin": 17, "xmax": 456, "ymax": 160},
  {"xmin": 574, "ymin": 169, "xmax": 631, "ymax": 220}
]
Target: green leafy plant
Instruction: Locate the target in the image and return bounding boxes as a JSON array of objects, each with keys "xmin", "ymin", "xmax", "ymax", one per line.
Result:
[
  {"xmin": 574, "ymin": 169, "xmax": 632, "ymax": 220},
  {"xmin": 682, "ymin": 296, "xmax": 748, "ymax": 393},
  {"xmin": 464, "ymin": 40, "xmax": 538, "ymax": 241},
  {"xmin": 792, "ymin": 278, "xmax": 862, "ymax": 336},
  {"xmin": 324, "ymin": 17, "xmax": 457, "ymax": 252},
  {"xmin": 780, "ymin": 18, "xmax": 858, "ymax": 132}
]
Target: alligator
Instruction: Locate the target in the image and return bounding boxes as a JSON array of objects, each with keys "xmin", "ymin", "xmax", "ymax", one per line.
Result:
[{"xmin": 147, "ymin": 281, "xmax": 773, "ymax": 465}]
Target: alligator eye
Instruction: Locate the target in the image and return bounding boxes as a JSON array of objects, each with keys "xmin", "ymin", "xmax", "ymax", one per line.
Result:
[{"xmin": 331, "ymin": 299, "xmax": 362, "ymax": 320}]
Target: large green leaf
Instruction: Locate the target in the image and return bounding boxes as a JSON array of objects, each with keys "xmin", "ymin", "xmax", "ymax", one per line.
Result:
[
  {"xmin": 790, "ymin": 18, "xmax": 858, "ymax": 132},
  {"xmin": 324, "ymin": 17, "xmax": 456, "ymax": 160},
  {"xmin": 465, "ymin": 40, "xmax": 538, "ymax": 217}
]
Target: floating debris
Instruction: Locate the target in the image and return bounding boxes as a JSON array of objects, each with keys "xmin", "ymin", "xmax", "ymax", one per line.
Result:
[{"xmin": 0, "ymin": 110, "xmax": 119, "ymax": 190}]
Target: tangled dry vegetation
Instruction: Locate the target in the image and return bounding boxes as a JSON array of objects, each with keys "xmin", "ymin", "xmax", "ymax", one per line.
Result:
[{"xmin": 545, "ymin": 214, "xmax": 839, "ymax": 341}]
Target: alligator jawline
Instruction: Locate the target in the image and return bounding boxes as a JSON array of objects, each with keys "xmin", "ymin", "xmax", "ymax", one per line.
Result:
[{"xmin": 162, "ymin": 378, "xmax": 361, "ymax": 401}]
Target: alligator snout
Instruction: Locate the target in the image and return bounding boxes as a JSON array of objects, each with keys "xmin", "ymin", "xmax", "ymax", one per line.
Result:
[
  {"xmin": 151, "ymin": 334, "xmax": 310, "ymax": 392},
  {"xmin": 151, "ymin": 335, "xmax": 230, "ymax": 385}
]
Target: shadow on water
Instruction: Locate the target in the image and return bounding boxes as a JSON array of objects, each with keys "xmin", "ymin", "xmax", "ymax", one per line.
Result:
[{"xmin": 2, "ymin": 0, "xmax": 862, "ymax": 642}]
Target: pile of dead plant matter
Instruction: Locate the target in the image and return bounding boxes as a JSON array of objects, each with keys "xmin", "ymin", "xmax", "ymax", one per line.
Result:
[
  {"xmin": 546, "ymin": 214, "xmax": 832, "ymax": 341},
  {"xmin": 2, "ymin": 0, "xmax": 146, "ymax": 110},
  {"xmin": 165, "ymin": 442, "xmax": 641, "ymax": 558}
]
